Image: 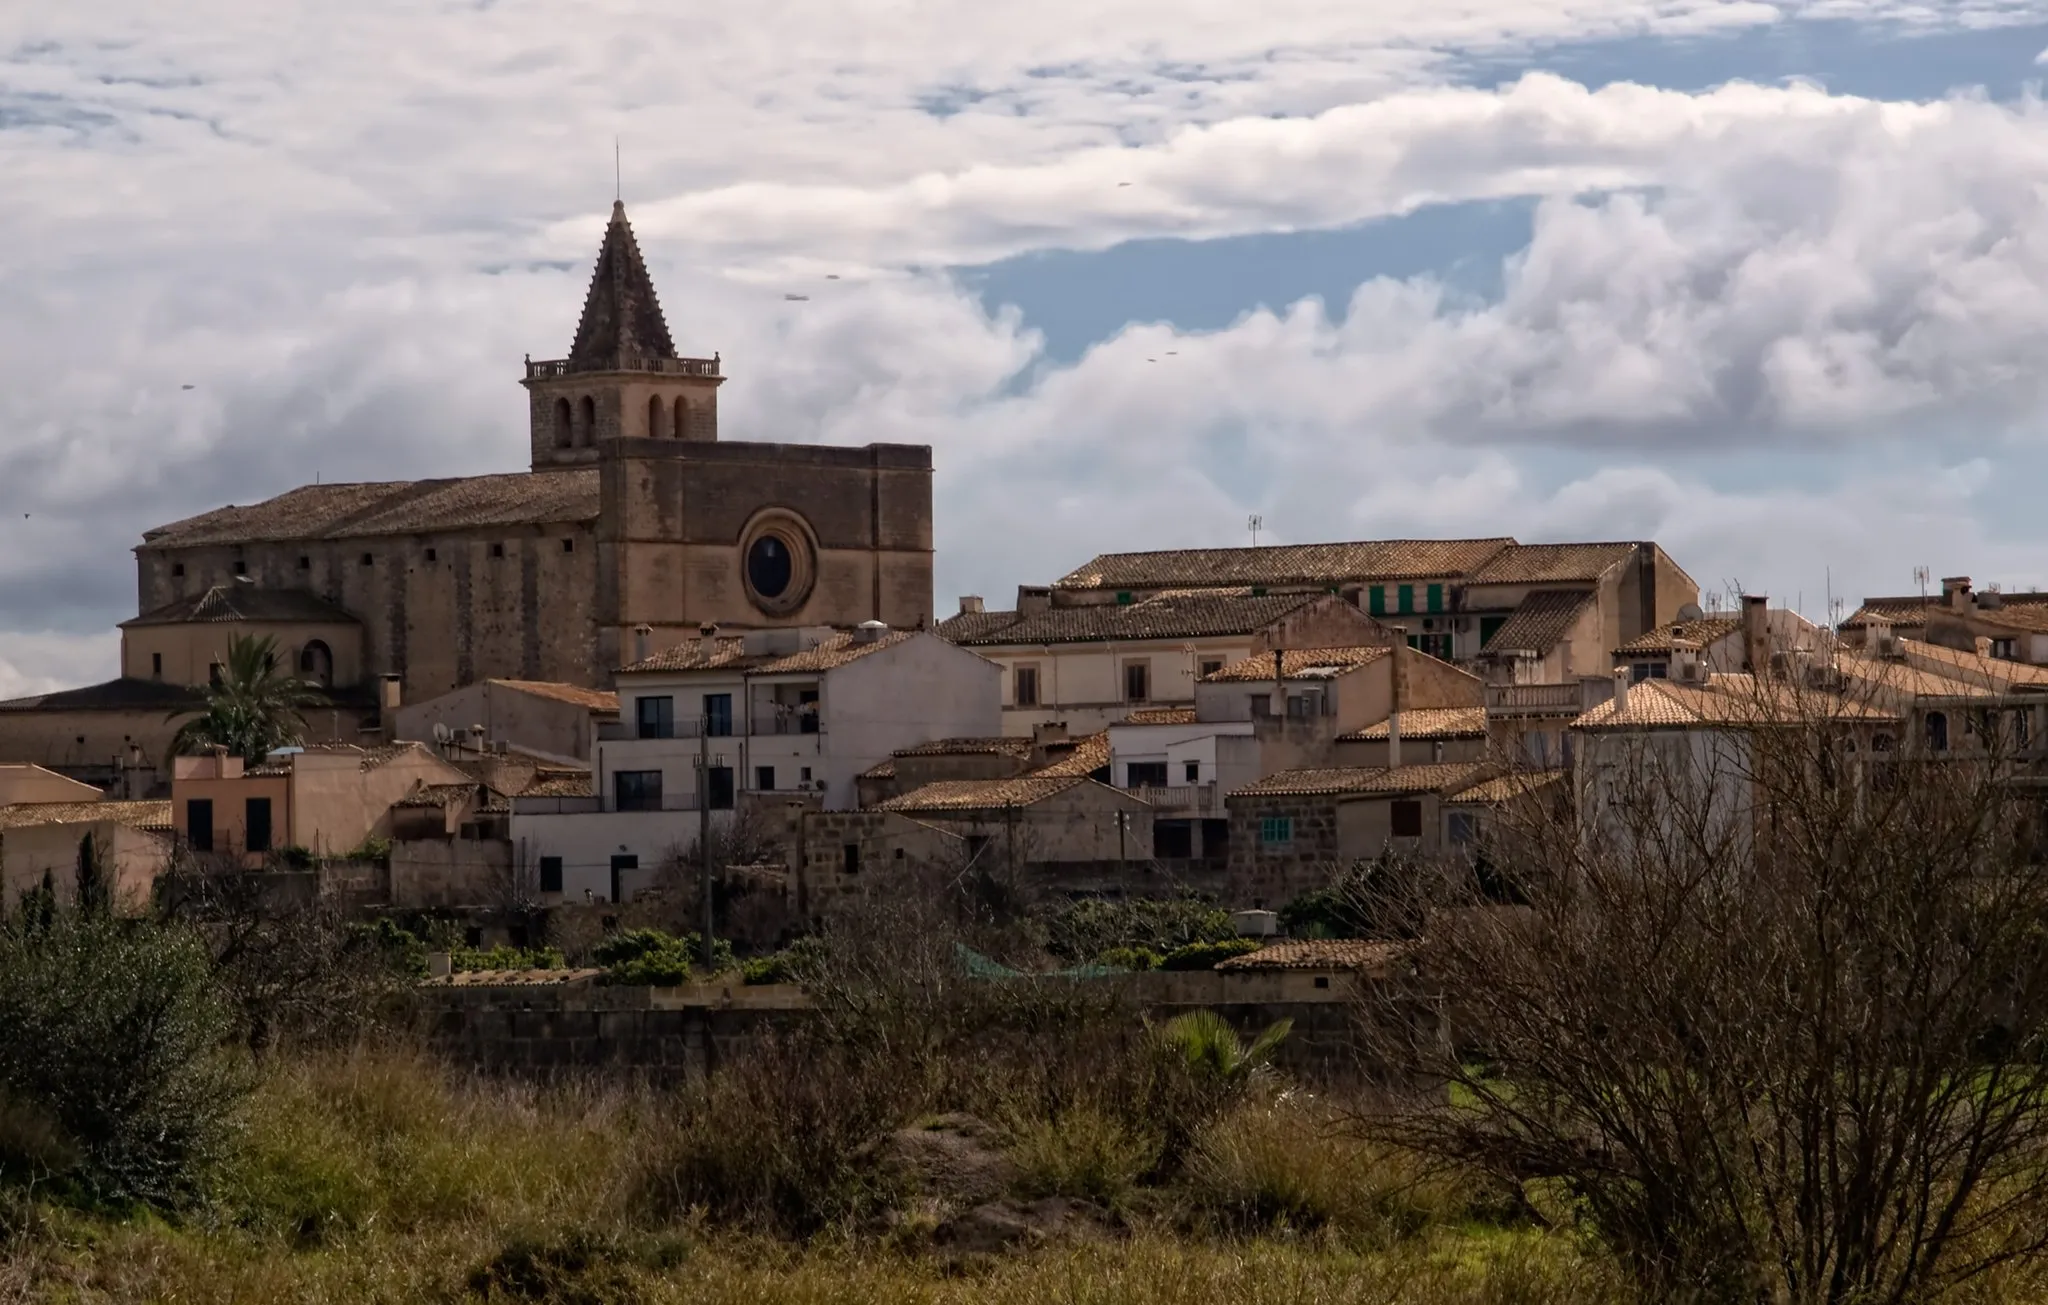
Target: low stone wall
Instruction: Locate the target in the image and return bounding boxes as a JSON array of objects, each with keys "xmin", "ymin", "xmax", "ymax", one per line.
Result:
[{"xmin": 419, "ymin": 974, "xmax": 1374, "ymax": 1080}]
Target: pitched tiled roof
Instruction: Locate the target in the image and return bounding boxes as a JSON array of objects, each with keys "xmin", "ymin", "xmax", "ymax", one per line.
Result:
[
  {"xmin": 291, "ymin": 741, "xmax": 436, "ymax": 771},
  {"xmin": 567, "ymin": 202, "xmax": 677, "ymax": 370},
  {"xmin": 860, "ymin": 758, "xmax": 897, "ymax": 780},
  {"xmin": 121, "ymin": 585, "xmax": 361, "ymax": 628},
  {"xmin": 943, "ymin": 591, "xmax": 1322, "ymax": 648},
  {"xmin": 877, "ymin": 775, "xmax": 1096, "ymax": 812},
  {"xmin": 1840, "ymin": 597, "xmax": 1935, "ymax": 630},
  {"xmin": 520, "ymin": 772, "xmax": 594, "ymax": 799},
  {"xmin": 934, "ymin": 609, "xmax": 1028, "ymax": 643},
  {"xmin": 1573, "ymin": 675, "xmax": 1892, "ymax": 730},
  {"xmin": 1204, "ymin": 646, "xmax": 1390, "ymax": 682},
  {"xmin": 1885, "ymin": 639, "xmax": 2048, "ymax": 693},
  {"xmin": 488, "ymin": 680, "xmax": 620, "ymax": 713},
  {"xmin": 0, "ymin": 800, "xmax": 173, "ymax": 833},
  {"xmin": 1052, "ymin": 539, "xmax": 1514, "ymax": 592},
  {"xmin": 1615, "ymin": 617, "xmax": 1742, "ymax": 657},
  {"xmin": 1480, "ymin": 589, "xmax": 1595, "ymax": 655},
  {"xmin": 142, "ymin": 470, "xmax": 599, "ymax": 548},
  {"xmin": 894, "ymin": 737, "xmax": 1035, "ymax": 758},
  {"xmin": 422, "ymin": 968, "xmax": 603, "ymax": 988},
  {"xmin": 1467, "ymin": 542, "xmax": 1639, "ymax": 586},
  {"xmin": 1215, "ymin": 939, "xmax": 1413, "ymax": 972},
  {"xmin": 1122, "ymin": 707, "xmax": 1199, "ymax": 725},
  {"xmin": 0, "ymin": 677, "xmax": 201, "ymax": 713},
  {"xmin": 1029, "ymin": 731, "xmax": 1110, "ymax": 778},
  {"xmin": 1234, "ymin": 761, "xmax": 1490, "ymax": 798},
  {"xmin": 1344, "ymin": 707, "xmax": 1488, "ymax": 741},
  {"xmin": 394, "ymin": 782, "xmax": 485, "ymax": 810},
  {"xmin": 1448, "ymin": 769, "xmax": 1567, "ymax": 804},
  {"xmin": 618, "ymin": 630, "xmax": 918, "ymax": 676}
]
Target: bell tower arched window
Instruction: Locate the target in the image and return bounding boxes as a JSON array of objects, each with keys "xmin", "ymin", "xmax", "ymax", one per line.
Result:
[
  {"xmin": 674, "ymin": 397, "xmax": 689, "ymax": 440},
  {"xmin": 648, "ymin": 395, "xmax": 666, "ymax": 438},
  {"xmin": 298, "ymin": 640, "xmax": 334, "ymax": 688},
  {"xmin": 553, "ymin": 398, "xmax": 573, "ymax": 449},
  {"xmin": 577, "ymin": 395, "xmax": 596, "ymax": 447}
]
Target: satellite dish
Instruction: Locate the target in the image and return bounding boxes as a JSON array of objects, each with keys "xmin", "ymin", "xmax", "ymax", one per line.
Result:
[
  {"xmin": 1677, "ymin": 602, "xmax": 1705, "ymax": 622},
  {"xmin": 432, "ymin": 723, "xmax": 452, "ymax": 743}
]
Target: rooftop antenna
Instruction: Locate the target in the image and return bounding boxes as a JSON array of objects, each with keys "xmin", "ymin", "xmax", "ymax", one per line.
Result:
[
  {"xmin": 1247, "ymin": 514, "xmax": 1263, "ymax": 547},
  {"xmin": 614, "ymin": 136, "xmax": 621, "ymax": 202},
  {"xmin": 1913, "ymin": 565, "xmax": 1930, "ymax": 601}
]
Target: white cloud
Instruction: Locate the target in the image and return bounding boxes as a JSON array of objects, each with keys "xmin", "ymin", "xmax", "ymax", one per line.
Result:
[{"xmin": 0, "ymin": 632, "xmax": 119, "ymax": 700}]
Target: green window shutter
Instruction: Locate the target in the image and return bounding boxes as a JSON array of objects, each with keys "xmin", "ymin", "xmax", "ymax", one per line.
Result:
[
  {"xmin": 1116, "ymin": 591, "xmax": 1133, "ymax": 606},
  {"xmin": 1480, "ymin": 615, "xmax": 1508, "ymax": 649},
  {"xmin": 1368, "ymin": 586, "xmax": 1386, "ymax": 616},
  {"xmin": 1398, "ymin": 584, "xmax": 1414, "ymax": 614},
  {"xmin": 1427, "ymin": 583, "xmax": 1444, "ymax": 613}
]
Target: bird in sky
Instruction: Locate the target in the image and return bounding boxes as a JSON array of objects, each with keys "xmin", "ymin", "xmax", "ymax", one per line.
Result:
[
  {"xmin": 825, "ymin": 274, "xmax": 841, "ymax": 280},
  {"xmin": 181, "ymin": 384, "xmax": 195, "ymax": 390},
  {"xmin": 785, "ymin": 294, "xmax": 810, "ymax": 302}
]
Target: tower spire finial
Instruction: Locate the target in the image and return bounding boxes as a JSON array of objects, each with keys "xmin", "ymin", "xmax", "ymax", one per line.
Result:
[{"xmin": 614, "ymin": 135, "xmax": 620, "ymax": 203}]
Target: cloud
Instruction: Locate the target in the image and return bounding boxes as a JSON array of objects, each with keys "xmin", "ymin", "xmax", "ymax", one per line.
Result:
[{"xmin": 0, "ymin": 632, "xmax": 119, "ymax": 700}]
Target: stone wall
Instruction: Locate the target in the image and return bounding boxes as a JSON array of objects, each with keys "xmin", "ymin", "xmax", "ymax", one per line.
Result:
[{"xmin": 1224, "ymin": 792, "xmax": 1344, "ymax": 907}]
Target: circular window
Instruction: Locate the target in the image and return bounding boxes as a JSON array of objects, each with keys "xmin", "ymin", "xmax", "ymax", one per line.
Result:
[
  {"xmin": 739, "ymin": 511, "xmax": 817, "ymax": 616},
  {"xmin": 747, "ymin": 535, "xmax": 793, "ymax": 599}
]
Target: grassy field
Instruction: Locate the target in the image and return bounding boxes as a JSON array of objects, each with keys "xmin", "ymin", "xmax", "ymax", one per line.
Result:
[{"xmin": 0, "ymin": 1047, "xmax": 1623, "ymax": 1305}]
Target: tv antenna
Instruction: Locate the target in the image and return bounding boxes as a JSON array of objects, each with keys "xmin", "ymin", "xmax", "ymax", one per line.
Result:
[
  {"xmin": 1913, "ymin": 565, "xmax": 1930, "ymax": 600},
  {"xmin": 1247, "ymin": 514, "xmax": 1263, "ymax": 547}
]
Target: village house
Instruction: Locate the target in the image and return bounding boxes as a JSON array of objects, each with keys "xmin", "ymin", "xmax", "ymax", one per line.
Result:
[
  {"xmin": 0, "ymin": 792, "xmax": 174, "ymax": 913},
  {"xmin": 171, "ymin": 741, "xmax": 475, "ymax": 865},
  {"xmin": 392, "ymin": 678, "xmax": 619, "ymax": 766},
  {"xmin": 1842, "ymin": 577, "xmax": 2048, "ymax": 665}
]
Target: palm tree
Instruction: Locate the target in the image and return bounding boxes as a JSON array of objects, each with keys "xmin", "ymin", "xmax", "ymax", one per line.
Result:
[
  {"xmin": 1157, "ymin": 1009, "xmax": 1293, "ymax": 1086},
  {"xmin": 167, "ymin": 633, "xmax": 326, "ymax": 763}
]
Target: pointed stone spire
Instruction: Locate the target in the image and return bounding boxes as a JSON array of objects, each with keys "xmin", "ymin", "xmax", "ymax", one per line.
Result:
[{"xmin": 566, "ymin": 201, "xmax": 677, "ymax": 371}]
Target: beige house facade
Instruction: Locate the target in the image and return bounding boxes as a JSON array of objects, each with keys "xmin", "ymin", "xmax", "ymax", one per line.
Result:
[{"xmin": 171, "ymin": 742, "xmax": 474, "ymax": 864}]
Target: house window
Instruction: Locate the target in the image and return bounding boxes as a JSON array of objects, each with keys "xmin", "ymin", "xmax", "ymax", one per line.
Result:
[
  {"xmin": 185, "ymin": 799, "xmax": 213, "ymax": 853},
  {"xmin": 842, "ymin": 843, "xmax": 861, "ymax": 876},
  {"xmin": 636, "ymin": 695, "xmax": 675, "ymax": 740},
  {"xmin": 1427, "ymin": 583, "xmax": 1444, "ymax": 613},
  {"xmin": 1398, "ymin": 584, "xmax": 1415, "ymax": 614},
  {"xmin": 798, "ymin": 689, "xmax": 820, "ymax": 734},
  {"xmin": 705, "ymin": 766, "xmax": 735, "ymax": 810},
  {"xmin": 1368, "ymin": 586, "xmax": 1386, "ymax": 616},
  {"xmin": 299, "ymin": 640, "xmax": 333, "ymax": 687},
  {"xmin": 245, "ymin": 797, "xmax": 272, "ymax": 854},
  {"xmin": 554, "ymin": 398, "xmax": 574, "ymax": 449},
  {"xmin": 800, "ymin": 766, "xmax": 812, "ymax": 784},
  {"xmin": 1013, "ymin": 665, "xmax": 1040, "ymax": 707},
  {"xmin": 1184, "ymin": 760, "xmax": 1200, "ymax": 784},
  {"xmin": 297, "ymin": 556, "xmax": 310, "ymax": 570},
  {"xmin": 360, "ymin": 553, "xmax": 373, "ymax": 566},
  {"xmin": 1123, "ymin": 660, "xmax": 1150, "ymax": 703},
  {"xmin": 232, "ymin": 558, "xmax": 247, "ymax": 577},
  {"xmin": 703, "ymin": 693, "xmax": 733, "ymax": 737},
  {"xmin": 1154, "ymin": 821, "xmax": 1194, "ymax": 859},
  {"xmin": 171, "ymin": 563, "xmax": 185, "ymax": 578},
  {"xmin": 1927, "ymin": 711, "xmax": 1950, "ymax": 752},
  {"xmin": 1480, "ymin": 615, "xmax": 1507, "ymax": 649},
  {"xmin": 1447, "ymin": 811, "xmax": 1478, "ymax": 845},
  {"xmin": 1259, "ymin": 816, "xmax": 1294, "ymax": 847},
  {"xmin": 1126, "ymin": 762, "xmax": 1168, "ymax": 788},
  {"xmin": 1199, "ymin": 658, "xmax": 1224, "ymax": 678},
  {"xmin": 490, "ymin": 543, "xmax": 504, "ymax": 559},
  {"xmin": 562, "ymin": 538, "xmax": 575, "ymax": 553},
  {"xmin": 539, "ymin": 856, "xmax": 564, "ymax": 893},
  {"xmin": 609, "ymin": 854, "xmax": 637, "ymax": 903},
  {"xmin": 755, "ymin": 765, "xmax": 776, "ymax": 791},
  {"xmin": 613, "ymin": 769, "xmax": 663, "ymax": 812},
  {"xmin": 1391, "ymin": 799, "xmax": 1423, "ymax": 838},
  {"xmin": 151, "ymin": 652, "xmax": 162, "ymax": 679}
]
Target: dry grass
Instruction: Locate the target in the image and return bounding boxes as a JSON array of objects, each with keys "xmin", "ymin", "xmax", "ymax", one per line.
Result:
[{"xmin": 0, "ymin": 1046, "xmax": 1629, "ymax": 1303}]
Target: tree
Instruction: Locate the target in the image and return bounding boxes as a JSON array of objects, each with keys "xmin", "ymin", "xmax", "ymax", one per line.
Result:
[
  {"xmin": 167, "ymin": 633, "xmax": 325, "ymax": 763},
  {"xmin": 1355, "ymin": 675, "xmax": 2048, "ymax": 1303}
]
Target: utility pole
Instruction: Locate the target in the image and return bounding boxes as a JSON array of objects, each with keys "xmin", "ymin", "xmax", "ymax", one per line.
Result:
[{"xmin": 698, "ymin": 710, "xmax": 715, "ymax": 968}]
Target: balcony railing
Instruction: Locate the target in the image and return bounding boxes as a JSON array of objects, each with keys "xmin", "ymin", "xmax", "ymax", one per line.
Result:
[
  {"xmin": 599, "ymin": 719, "xmax": 707, "ymax": 742},
  {"xmin": 511, "ymin": 794, "xmax": 708, "ymax": 815},
  {"xmin": 1130, "ymin": 783, "xmax": 1221, "ymax": 813},
  {"xmin": 750, "ymin": 711, "xmax": 821, "ymax": 736},
  {"xmin": 525, "ymin": 355, "xmax": 721, "ymax": 380},
  {"xmin": 1485, "ymin": 683, "xmax": 1592, "ymax": 715}
]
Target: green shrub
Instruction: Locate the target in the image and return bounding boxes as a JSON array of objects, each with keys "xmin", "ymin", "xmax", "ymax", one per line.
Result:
[
  {"xmin": 1095, "ymin": 945, "xmax": 1161, "ymax": 972},
  {"xmin": 1045, "ymin": 896, "xmax": 1234, "ymax": 964},
  {"xmin": 595, "ymin": 929, "xmax": 733, "ymax": 986},
  {"xmin": 742, "ymin": 936, "xmax": 825, "ymax": 985},
  {"xmin": 1005, "ymin": 1104, "xmax": 1160, "ymax": 1206},
  {"xmin": 0, "ymin": 911, "xmax": 244, "ymax": 1208},
  {"xmin": 1159, "ymin": 938, "xmax": 1261, "ymax": 970}
]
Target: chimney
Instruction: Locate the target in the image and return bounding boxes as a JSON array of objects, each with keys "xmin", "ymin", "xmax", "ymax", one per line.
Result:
[
  {"xmin": 1271, "ymin": 648, "xmax": 1286, "ymax": 721},
  {"xmin": 1742, "ymin": 595, "xmax": 1769, "ymax": 676},
  {"xmin": 855, "ymin": 619, "xmax": 889, "ymax": 644},
  {"xmin": 1387, "ymin": 626, "xmax": 1405, "ymax": 768},
  {"xmin": 1943, "ymin": 576, "xmax": 1972, "ymax": 610},
  {"xmin": 958, "ymin": 595, "xmax": 984, "ymax": 615},
  {"xmin": 632, "ymin": 623, "xmax": 652, "ymax": 665},
  {"xmin": 1612, "ymin": 666, "xmax": 1633, "ymax": 719},
  {"xmin": 379, "ymin": 674, "xmax": 402, "ymax": 741},
  {"xmin": 1017, "ymin": 585, "xmax": 1052, "ymax": 615},
  {"xmin": 697, "ymin": 621, "xmax": 719, "ymax": 659}
]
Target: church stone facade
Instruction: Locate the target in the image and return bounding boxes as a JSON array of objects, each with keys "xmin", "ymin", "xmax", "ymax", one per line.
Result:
[{"xmin": 133, "ymin": 202, "xmax": 935, "ymax": 703}]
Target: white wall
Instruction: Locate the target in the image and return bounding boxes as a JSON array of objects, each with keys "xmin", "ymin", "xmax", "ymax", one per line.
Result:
[
  {"xmin": 1107, "ymin": 720, "xmax": 1253, "ymax": 787},
  {"xmin": 821, "ymin": 634, "xmax": 1000, "ymax": 808},
  {"xmin": 980, "ymin": 636, "xmax": 1261, "ymax": 737},
  {"xmin": 508, "ymin": 809, "xmax": 733, "ymax": 904}
]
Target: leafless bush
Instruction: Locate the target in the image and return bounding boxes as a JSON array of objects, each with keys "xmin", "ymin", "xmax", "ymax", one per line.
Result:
[{"xmin": 1356, "ymin": 673, "xmax": 2048, "ymax": 1302}]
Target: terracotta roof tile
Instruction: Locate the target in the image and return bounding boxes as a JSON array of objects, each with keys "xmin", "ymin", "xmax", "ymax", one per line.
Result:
[
  {"xmin": 1215, "ymin": 939, "xmax": 1413, "ymax": 972},
  {"xmin": 395, "ymin": 782, "xmax": 485, "ymax": 810},
  {"xmin": 143, "ymin": 471, "xmax": 599, "ymax": 548},
  {"xmin": 619, "ymin": 630, "xmax": 920, "ymax": 676},
  {"xmin": 877, "ymin": 775, "xmax": 1096, "ymax": 812},
  {"xmin": 894, "ymin": 737, "xmax": 1035, "ymax": 758},
  {"xmin": 945, "ymin": 592, "xmax": 1322, "ymax": 648},
  {"xmin": 1481, "ymin": 589, "xmax": 1595, "ymax": 655},
  {"xmin": 617, "ymin": 635, "xmax": 766, "ymax": 674},
  {"xmin": 1122, "ymin": 707, "xmax": 1199, "ymax": 725},
  {"xmin": 0, "ymin": 677, "xmax": 201, "ymax": 713},
  {"xmin": 488, "ymin": 680, "xmax": 620, "ymax": 713},
  {"xmin": 1573, "ymin": 675, "xmax": 1893, "ymax": 730},
  {"xmin": 520, "ymin": 773, "xmax": 594, "ymax": 799},
  {"xmin": 1614, "ymin": 617, "xmax": 1743, "ymax": 657},
  {"xmin": 1233, "ymin": 762, "xmax": 1490, "ymax": 798},
  {"xmin": 1899, "ymin": 638, "xmax": 2048, "ymax": 689},
  {"xmin": 121, "ymin": 585, "xmax": 361, "ymax": 628},
  {"xmin": 860, "ymin": 758, "xmax": 897, "ymax": 780},
  {"xmin": 1448, "ymin": 769, "xmax": 1567, "ymax": 804},
  {"xmin": 1467, "ymin": 542, "xmax": 1639, "ymax": 586},
  {"xmin": 0, "ymin": 800, "xmax": 173, "ymax": 833},
  {"xmin": 1029, "ymin": 731, "xmax": 1110, "ymax": 778},
  {"xmin": 1204, "ymin": 645, "xmax": 1390, "ymax": 682},
  {"xmin": 421, "ymin": 967, "xmax": 603, "ymax": 988},
  {"xmin": 1344, "ymin": 707, "xmax": 1488, "ymax": 741},
  {"xmin": 1840, "ymin": 597, "xmax": 1935, "ymax": 629},
  {"xmin": 757, "ymin": 630, "xmax": 916, "ymax": 673},
  {"xmin": 1052, "ymin": 539, "xmax": 1514, "ymax": 592},
  {"xmin": 934, "ymin": 609, "xmax": 1028, "ymax": 642}
]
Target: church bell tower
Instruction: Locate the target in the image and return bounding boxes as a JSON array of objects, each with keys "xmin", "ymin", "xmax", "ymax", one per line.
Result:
[{"xmin": 521, "ymin": 201, "xmax": 724, "ymax": 471}]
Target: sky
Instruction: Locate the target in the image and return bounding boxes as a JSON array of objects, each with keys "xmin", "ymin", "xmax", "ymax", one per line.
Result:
[{"xmin": 8, "ymin": 1, "xmax": 2048, "ymax": 694}]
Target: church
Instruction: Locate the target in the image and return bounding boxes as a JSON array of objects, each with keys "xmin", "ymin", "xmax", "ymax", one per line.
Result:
[{"xmin": 0, "ymin": 202, "xmax": 936, "ymax": 778}]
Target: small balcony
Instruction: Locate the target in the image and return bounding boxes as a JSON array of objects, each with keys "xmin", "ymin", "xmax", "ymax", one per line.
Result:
[
  {"xmin": 1484, "ymin": 682, "xmax": 1600, "ymax": 717},
  {"xmin": 599, "ymin": 718, "xmax": 707, "ymax": 742},
  {"xmin": 1131, "ymin": 783, "xmax": 1221, "ymax": 814},
  {"xmin": 511, "ymin": 793, "xmax": 711, "ymax": 816},
  {"xmin": 525, "ymin": 355, "xmax": 721, "ymax": 380},
  {"xmin": 750, "ymin": 710, "xmax": 821, "ymax": 736}
]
